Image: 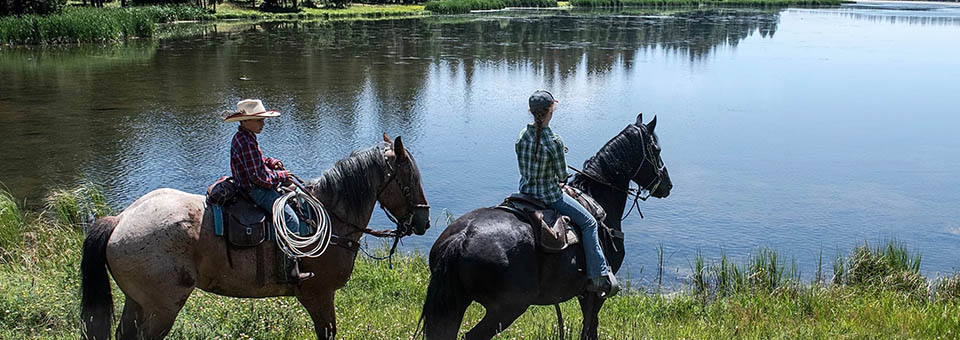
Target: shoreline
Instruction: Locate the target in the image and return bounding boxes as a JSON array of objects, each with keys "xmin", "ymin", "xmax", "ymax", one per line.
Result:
[{"xmin": 854, "ymin": 0, "xmax": 960, "ymax": 5}]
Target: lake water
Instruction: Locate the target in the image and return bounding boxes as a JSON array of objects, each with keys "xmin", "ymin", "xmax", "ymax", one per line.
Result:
[{"xmin": 2, "ymin": 2, "xmax": 959, "ymax": 286}]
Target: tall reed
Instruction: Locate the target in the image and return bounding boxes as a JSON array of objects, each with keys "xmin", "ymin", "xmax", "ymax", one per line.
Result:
[{"xmin": 0, "ymin": 5, "xmax": 212, "ymax": 45}]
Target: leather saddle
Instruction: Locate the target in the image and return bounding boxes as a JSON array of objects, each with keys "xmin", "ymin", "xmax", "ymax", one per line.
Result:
[
  {"xmin": 207, "ymin": 176, "xmax": 268, "ymax": 248},
  {"xmin": 497, "ymin": 187, "xmax": 607, "ymax": 253}
]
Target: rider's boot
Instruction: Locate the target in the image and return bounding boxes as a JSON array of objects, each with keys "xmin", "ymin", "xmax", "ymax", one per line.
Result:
[
  {"xmin": 289, "ymin": 258, "xmax": 315, "ymax": 283},
  {"xmin": 586, "ymin": 271, "xmax": 620, "ymax": 298}
]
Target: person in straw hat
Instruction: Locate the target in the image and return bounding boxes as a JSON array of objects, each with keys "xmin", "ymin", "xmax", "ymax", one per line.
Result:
[{"xmin": 225, "ymin": 99, "xmax": 314, "ymax": 283}]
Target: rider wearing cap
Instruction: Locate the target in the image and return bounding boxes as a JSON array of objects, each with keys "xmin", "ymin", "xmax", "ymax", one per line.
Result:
[{"xmin": 516, "ymin": 90, "xmax": 618, "ymax": 296}]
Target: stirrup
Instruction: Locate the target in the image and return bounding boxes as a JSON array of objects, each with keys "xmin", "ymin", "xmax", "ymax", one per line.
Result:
[{"xmin": 602, "ymin": 272, "xmax": 620, "ymax": 298}]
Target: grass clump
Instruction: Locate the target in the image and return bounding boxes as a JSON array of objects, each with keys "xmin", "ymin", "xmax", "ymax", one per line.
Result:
[
  {"xmin": 935, "ymin": 272, "xmax": 960, "ymax": 302},
  {"xmin": 44, "ymin": 181, "xmax": 112, "ymax": 227},
  {"xmin": 834, "ymin": 240, "xmax": 927, "ymax": 299},
  {"xmin": 0, "ymin": 188, "xmax": 25, "ymax": 262},
  {"xmin": 569, "ymin": 0, "xmax": 847, "ymax": 7},
  {"xmin": 425, "ymin": 0, "xmax": 556, "ymax": 15}
]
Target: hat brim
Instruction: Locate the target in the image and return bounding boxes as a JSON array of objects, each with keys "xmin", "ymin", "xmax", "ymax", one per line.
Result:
[{"xmin": 223, "ymin": 110, "xmax": 281, "ymax": 123}]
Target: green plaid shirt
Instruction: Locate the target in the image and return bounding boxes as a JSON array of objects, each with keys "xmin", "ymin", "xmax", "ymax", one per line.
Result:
[{"xmin": 516, "ymin": 124, "xmax": 568, "ymax": 204}]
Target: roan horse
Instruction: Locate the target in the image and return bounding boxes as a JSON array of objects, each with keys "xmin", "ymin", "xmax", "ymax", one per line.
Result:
[
  {"xmin": 421, "ymin": 114, "xmax": 672, "ymax": 340},
  {"xmin": 80, "ymin": 135, "xmax": 430, "ymax": 340}
]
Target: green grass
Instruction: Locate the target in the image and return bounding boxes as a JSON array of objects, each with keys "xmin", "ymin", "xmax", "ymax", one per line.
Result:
[
  {"xmin": 0, "ymin": 5, "xmax": 212, "ymax": 44},
  {"xmin": 2, "ymin": 185, "xmax": 960, "ymax": 338},
  {"xmin": 211, "ymin": 3, "xmax": 426, "ymax": 20},
  {"xmin": 425, "ymin": 0, "xmax": 557, "ymax": 15},
  {"xmin": 0, "ymin": 4, "xmax": 423, "ymax": 45},
  {"xmin": 569, "ymin": 0, "xmax": 848, "ymax": 7}
]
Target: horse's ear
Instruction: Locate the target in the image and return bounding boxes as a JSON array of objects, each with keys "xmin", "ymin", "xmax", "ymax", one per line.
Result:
[
  {"xmin": 635, "ymin": 112, "xmax": 643, "ymax": 126},
  {"xmin": 648, "ymin": 115, "xmax": 657, "ymax": 133},
  {"xmin": 383, "ymin": 133, "xmax": 392, "ymax": 144},
  {"xmin": 393, "ymin": 136, "xmax": 407, "ymax": 162}
]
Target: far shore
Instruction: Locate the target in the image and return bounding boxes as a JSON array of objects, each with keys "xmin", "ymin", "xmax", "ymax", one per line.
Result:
[{"xmin": 855, "ymin": 0, "xmax": 960, "ymax": 6}]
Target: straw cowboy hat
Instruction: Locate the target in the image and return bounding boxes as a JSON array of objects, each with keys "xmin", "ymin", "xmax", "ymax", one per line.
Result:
[{"xmin": 223, "ymin": 99, "xmax": 281, "ymax": 123}]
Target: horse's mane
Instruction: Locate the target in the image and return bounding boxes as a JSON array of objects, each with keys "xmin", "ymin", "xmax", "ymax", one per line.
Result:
[
  {"xmin": 308, "ymin": 143, "xmax": 389, "ymax": 211},
  {"xmin": 569, "ymin": 124, "xmax": 644, "ymax": 190}
]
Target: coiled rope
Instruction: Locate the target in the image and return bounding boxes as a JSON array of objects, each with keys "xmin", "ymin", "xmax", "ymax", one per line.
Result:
[{"xmin": 271, "ymin": 187, "xmax": 333, "ymax": 258}]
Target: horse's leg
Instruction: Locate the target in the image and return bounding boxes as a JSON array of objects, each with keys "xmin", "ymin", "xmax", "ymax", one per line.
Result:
[
  {"xmin": 115, "ymin": 297, "xmax": 144, "ymax": 340},
  {"xmin": 298, "ymin": 289, "xmax": 337, "ymax": 340},
  {"xmin": 115, "ymin": 288, "xmax": 192, "ymax": 340},
  {"xmin": 577, "ymin": 294, "xmax": 606, "ymax": 340},
  {"xmin": 463, "ymin": 303, "xmax": 529, "ymax": 340},
  {"xmin": 424, "ymin": 299, "xmax": 469, "ymax": 340}
]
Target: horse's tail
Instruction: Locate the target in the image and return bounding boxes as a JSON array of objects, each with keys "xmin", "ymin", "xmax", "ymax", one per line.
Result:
[
  {"xmin": 418, "ymin": 241, "xmax": 469, "ymax": 340},
  {"xmin": 81, "ymin": 216, "xmax": 119, "ymax": 340}
]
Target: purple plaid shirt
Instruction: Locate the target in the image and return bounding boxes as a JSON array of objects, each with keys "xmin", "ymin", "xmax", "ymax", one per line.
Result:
[{"xmin": 230, "ymin": 126, "xmax": 288, "ymax": 190}]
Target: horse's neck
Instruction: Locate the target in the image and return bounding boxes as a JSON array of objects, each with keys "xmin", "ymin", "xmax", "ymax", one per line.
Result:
[{"xmin": 308, "ymin": 175, "xmax": 383, "ymax": 232}]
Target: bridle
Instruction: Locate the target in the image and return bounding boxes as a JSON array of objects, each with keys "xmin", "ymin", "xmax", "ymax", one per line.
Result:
[
  {"xmin": 290, "ymin": 144, "xmax": 428, "ymax": 267},
  {"xmin": 375, "ymin": 144, "xmax": 431, "ymax": 238},
  {"xmin": 568, "ymin": 123, "xmax": 665, "ymax": 220}
]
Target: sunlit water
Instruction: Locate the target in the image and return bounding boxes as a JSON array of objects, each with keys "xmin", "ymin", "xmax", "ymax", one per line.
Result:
[{"xmin": 2, "ymin": 2, "xmax": 959, "ymax": 286}]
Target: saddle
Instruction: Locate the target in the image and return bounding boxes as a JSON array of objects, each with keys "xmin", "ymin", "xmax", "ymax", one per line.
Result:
[
  {"xmin": 205, "ymin": 176, "xmax": 360, "ymax": 285},
  {"xmin": 207, "ymin": 176, "xmax": 267, "ymax": 248},
  {"xmin": 496, "ymin": 186, "xmax": 608, "ymax": 253}
]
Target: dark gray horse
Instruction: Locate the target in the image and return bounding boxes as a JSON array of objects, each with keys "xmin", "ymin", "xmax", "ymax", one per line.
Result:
[{"xmin": 421, "ymin": 114, "xmax": 672, "ymax": 340}]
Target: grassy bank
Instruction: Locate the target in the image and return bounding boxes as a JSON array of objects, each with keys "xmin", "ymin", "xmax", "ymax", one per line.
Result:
[
  {"xmin": 0, "ymin": 5, "xmax": 211, "ymax": 44},
  {"xmin": 424, "ymin": 0, "xmax": 557, "ymax": 15},
  {"xmin": 211, "ymin": 3, "xmax": 426, "ymax": 20},
  {"xmin": 0, "ymin": 3, "xmax": 425, "ymax": 45},
  {"xmin": 569, "ymin": 0, "xmax": 848, "ymax": 7},
  {"xmin": 1, "ymin": 185, "xmax": 959, "ymax": 338}
]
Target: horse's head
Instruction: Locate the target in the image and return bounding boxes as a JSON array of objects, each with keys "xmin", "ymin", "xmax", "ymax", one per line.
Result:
[
  {"xmin": 629, "ymin": 113, "xmax": 672, "ymax": 198},
  {"xmin": 378, "ymin": 134, "xmax": 431, "ymax": 236}
]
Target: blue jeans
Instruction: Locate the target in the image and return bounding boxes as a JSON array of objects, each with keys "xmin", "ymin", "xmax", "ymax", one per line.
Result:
[
  {"xmin": 249, "ymin": 187, "xmax": 304, "ymax": 236},
  {"xmin": 549, "ymin": 193, "xmax": 609, "ymax": 279}
]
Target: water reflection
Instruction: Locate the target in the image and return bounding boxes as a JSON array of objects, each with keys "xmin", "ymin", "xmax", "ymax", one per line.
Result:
[{"xmin": 0, "ymin": 8, "xmax": 781, "ymax": 206}]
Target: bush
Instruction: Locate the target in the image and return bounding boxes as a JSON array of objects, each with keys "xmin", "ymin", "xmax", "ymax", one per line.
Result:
[{"xmin": 0, "ymin": 0, "xmax": 67, "ymax": 16}]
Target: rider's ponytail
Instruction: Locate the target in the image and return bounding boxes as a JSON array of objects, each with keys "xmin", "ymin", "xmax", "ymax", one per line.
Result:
[{"xmin": 531, "ymin": 107, "xmax": 549, "ymax": 160}]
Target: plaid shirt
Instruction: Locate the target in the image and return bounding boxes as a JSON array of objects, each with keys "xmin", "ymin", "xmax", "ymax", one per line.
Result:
[
  {"xmin": 230, "ymin": 126, "xmax": 288, "ymax": 190},
  {"xmin": 516, "ymin": 124, "xmax": 568, "ymax": 204}
]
